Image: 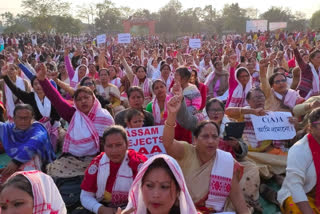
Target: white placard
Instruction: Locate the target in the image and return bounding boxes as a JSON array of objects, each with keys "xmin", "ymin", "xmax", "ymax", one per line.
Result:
[
  {"xmin": 269, "ymin": 22, "xmax": 287, "ymax": 31},
  {"xmin": 118, "ymin": 33, "xmax": 131, "ymax": 44},
  {"xmin": 127, "ymin": 126, "xmax": 166, "ymax": 158},
  {"xmin": 189, "ymin": 39, "xmax": 201, "ymax": 49},
  {"xmin": 96, "ymin": 34, "xmax": 106, "ymax": 45},
  {"xmin": 251, "ymin": 112, "xmax": 296, "ymax": 141},
  {"xmin": 246, "ymin": 20, "xmax": 268, "ymax": 33}
]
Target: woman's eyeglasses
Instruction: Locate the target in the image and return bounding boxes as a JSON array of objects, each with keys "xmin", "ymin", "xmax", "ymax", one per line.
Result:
[{"xmin": 274, "ymin": 79, "xmax": 286, "ymax": 84}]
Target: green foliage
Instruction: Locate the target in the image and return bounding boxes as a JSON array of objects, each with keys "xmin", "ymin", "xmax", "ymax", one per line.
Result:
[
  {"xmin": 260, "ymin": 7, "xmax": 293, "ymax": 22},
  {"xmin": 311, "ymin": 10, "xmax": 320, "ymax": 30},
  {"xmin": 221, "ymin": 3, "xmax": 247, "ymax": 33}
]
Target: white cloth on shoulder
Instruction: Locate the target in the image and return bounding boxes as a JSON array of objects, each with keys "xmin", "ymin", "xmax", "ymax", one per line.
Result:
[{"xmin": 124, "ymin": 154, "xmax": 198, "ymax": 214}]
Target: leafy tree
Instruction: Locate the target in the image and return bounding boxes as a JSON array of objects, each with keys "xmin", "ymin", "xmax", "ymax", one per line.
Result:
[
  {"xmin": 221, "ymin": 3, "xmax": 247, "ymax": 33},
  {"xmin": 260, "ymin": 7, "xmax": 293, "ymax": 22},
  {"xmin": 311, "ymin": 10, "xmax": 320, "ymax": 30},
  {"xmin": 156, "ymin": 0, "xmax": 182, "ymax": 33},
  {"xmin": 21, "ymin": 0, "xmax": 70, "ymax": 32}
]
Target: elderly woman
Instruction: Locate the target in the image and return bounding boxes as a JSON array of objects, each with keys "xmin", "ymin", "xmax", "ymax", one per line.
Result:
[
  {"xmin": 0, "ymin": 170, "xmax": 67, "ymax": 214},
  {"xmin": 36, "ymin": 64, "xmax": 114, "ymax": 177},
  {"xmin": 0, "ymin": 104, "xmax": 56, "ymax": 183},
  {"xmin": 278, "ymin": 107, "xmax": 320, "ymax": 213},
  {"xmin": 146, "ymin": 80, "xmax": 170, "ymax": 125},
  {"xmin": 121, "ymin": 154, "xmax": 198, "ymax": 214},
  {"xmin": 78, "ymin": 126, "xmax": 147, "ymax": 214},
  {"xmin": 162, "ymin": 94, "xmax": 249, "ymax": 213}
]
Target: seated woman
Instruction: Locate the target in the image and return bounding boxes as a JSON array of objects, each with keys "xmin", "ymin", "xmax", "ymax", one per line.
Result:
[
  {"xmin": 78, "ymin": 125, "xmax": 147, "ymax": 214},
  {"xmin": 64, "ymin": 47, "xmax": 89, "ymax": 89},
  {"xmin": 227, "ymin": 67, "xmax": 252, "ymax": 108},
  {"xmin": 1, "ymin": 65, "xmax": 61, "ymax": 152},
  {"xmin": 36, "ymin": 64, "xmax": 114, "ymax": 177},
  {"xmin": 261, "ymin": 58, "xmax": 304, "ymax": 112},
  {"xmin": 122, "ymin": 154, "xmax": 198, "ymax": 214},
  {"xmin": 120, "ymin": 51, "xmax": 153, "ymax": 107},
  {"xmin": 125, "ymin": 109, "xmax": 145, "ymax": 129},
  {"xmin": 0, "ymin": 170, "xmax": 67, "ymax": 213},
  {"xmin": 174, "ymin": 67, "xmax": 202, "ymax": 143},
  {"xmin": 277, "ymin": 107, "xmax": 320, "ymax": 214},
  {"xmin": 204, "ymin": 60, "xmax": 229, "ymax": 100},
  {"xmin": 159, "ymin": 63, "xmax": 174, "ymax": 89},
  {"xmin": 146, "ymin": 80, "xmax": 170, "ymax": 125},
  {"xmin": 0, "ymin": 104, "xmax": 55, "ymax": 182},
  {"xmin": 0, "ymin": 63, "xmax": 31, "ymax": 121},
  {"xmin": 115, "ymin": 86, "xmax": 154, "ymax": 127},
  {"xmin": 95, "ymin": 69, "xmax": 124, "ymax": 114},
  {"xmin": 162, "ymin": 95, "xmax": 249, "ymax": 213}
]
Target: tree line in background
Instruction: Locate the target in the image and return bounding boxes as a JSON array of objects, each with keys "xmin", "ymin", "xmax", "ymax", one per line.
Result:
[{"xmin": 1, "ymin": 0, "xmax": 320, "ymax": 35}]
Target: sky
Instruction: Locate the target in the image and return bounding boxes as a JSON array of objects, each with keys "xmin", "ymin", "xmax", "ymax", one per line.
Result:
[{"xmin": 1, "ymin": 0, "xmax": 319, "ymax": 19}]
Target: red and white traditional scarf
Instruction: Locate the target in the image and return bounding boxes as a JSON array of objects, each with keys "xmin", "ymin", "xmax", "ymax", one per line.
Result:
[
  {"xmin": 125, "ymin": 154, "xmax": 198, "ymax": 214},
  {"xmin": 308, "ymin": 134, "xmax": 320, "ymax": 207},
  {"xmin": 152, "ymin": 95, "xmax": 171, "ymax": 125},
  {"xmin": 70, "ymin": 64, "xmax": 89, "ymax": 88},
  {"xmin": 228, "ymin": 67, "xmax": 252, "ymax": 107},
  {"xmin": 63, "ymin": 99, "xmax": 114, "ymax": 157},
  {"xmin": 96, "ymin": 152, "xmax": 133, "ymax": 207},
  {"xmin": 273, "ymin": 89, "xmax": 303, "ymax": 110},
  {"xmin": 132, "ymin": 76, "xmax": 151, "ymax": 100},
  {"xmin": 9, "ymin": 170, "xmax": 67, "ymax": 214},
  {"xmin": 4, "ymin": 76, "xmax": 25, "ymax": 121},
  {"xmin": 205, "ymin": 149, "xmax": 234, "ymax": 212}
]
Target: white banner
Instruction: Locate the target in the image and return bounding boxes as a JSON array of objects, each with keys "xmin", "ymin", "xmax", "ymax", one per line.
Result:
[
  {"xmin": 189, "ymin": 39, "xmax": 201, "ymax": 49},
  {"xmin": 251, "ymin": 112, "xmax": 296, "ymax": 141},
  {"xmin": 269, "ymin": 22, "xmax": 287, "ymax": 31},
  {"xmin": 118, "ymin": 33, "xmax": 131, "ymax": 44},
  {"xmin": 127, "ymin": 126, "xmax": 166, "ymax": 158},
  {"xmin": 96, "ymin": 34, "xmax": 106, "ymax": 45},
  {"xmin": 246, "ymin": 20, "xmax": 268, "ymax": 33}
]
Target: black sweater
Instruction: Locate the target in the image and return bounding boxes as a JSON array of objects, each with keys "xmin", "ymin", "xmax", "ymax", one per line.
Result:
[{"xmin": 3, "ymin": 76, "xmax": 60, "ymax": 124}]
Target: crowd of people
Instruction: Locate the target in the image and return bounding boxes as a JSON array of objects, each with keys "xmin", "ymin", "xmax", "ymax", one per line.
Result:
[{"xmin": 0, "ymin": 29, "xmax": 319, "ymax": 214}]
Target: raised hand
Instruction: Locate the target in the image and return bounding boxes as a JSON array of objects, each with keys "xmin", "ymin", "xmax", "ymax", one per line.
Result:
[
  {"xmin": 167, "ymin": 95, "xmax": 183, "ymax": 114},
  {"xmin": 36, "ymin": 63, "xmax": 47, "ymax": 81}
]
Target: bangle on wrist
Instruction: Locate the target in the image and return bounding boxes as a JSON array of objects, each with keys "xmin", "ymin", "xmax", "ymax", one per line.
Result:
[{"xmin": 164, "ymin": 120, "xmax": 176, "ymax": 128}]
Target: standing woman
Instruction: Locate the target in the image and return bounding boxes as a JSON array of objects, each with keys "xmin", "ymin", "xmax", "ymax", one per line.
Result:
[
  {"xmin": 204, "ymin": 60, "xmax": 229, "ymax": 100},
  {"xmin": 227, "ymin": 67, "xmax": 252, "ymax": 107},
  {"xmin": 146, "ymin": 80, "xmax": 170, "ymax": 125}
]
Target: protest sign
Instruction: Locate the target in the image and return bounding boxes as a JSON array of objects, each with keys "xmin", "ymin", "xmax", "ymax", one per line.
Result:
[
  {"xmin": 251, "ymin": 112, "xmax": 296, "ymax": 141},
  {"xmin": 269, "ymin": 22, "xmax": 287, "ymax": 31},
  {"xmin": 96, "ymin": 34, "xmax": 106, "ymax": 45},
  {"xmin": 189, "ymin": 39, "xmax": 201, "ymax": 49},
  {"xmin": 118, "ymin": 33, "xmax": 131, "ymax": 43},
  {"xmin": 127, "ymin": 126, "xmax": 166, "ymax": 158},
  {"xmin": 246, "ymin": 20, "xmax": 268, "ymax": 33}
]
